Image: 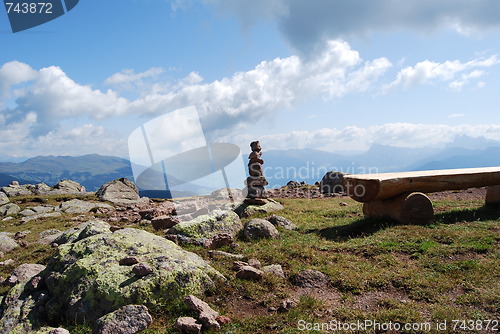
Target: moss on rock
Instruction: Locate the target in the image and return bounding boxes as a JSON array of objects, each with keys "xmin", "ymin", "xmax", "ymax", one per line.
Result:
[
  {"xmin": 43, "ymin": 227, "xmax": 224, "ymax": 324},
  {"xmin": 167, "ymin": 210, "xmax": 242, "ymax": 240}
]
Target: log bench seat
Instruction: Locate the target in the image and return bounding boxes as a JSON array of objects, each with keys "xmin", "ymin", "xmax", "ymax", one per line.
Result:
[{"xmin": 343, "ymin": 167, "xmax": 500, "ymax": 224}]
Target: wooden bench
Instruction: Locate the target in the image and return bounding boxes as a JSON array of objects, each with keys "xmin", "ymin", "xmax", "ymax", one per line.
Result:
[{"xmin": 343, "ymin": 167, "xmax": 500, "ymax": 224}]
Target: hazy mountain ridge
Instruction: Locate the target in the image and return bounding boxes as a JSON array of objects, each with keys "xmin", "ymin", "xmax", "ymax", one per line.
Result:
[
  {"xmin": 0, "ymin": 154, "xmax": 134, "ymax": 191},
  {"xmin": 1, "ymin": 141, "xmax": 500, "ymax": 191}
]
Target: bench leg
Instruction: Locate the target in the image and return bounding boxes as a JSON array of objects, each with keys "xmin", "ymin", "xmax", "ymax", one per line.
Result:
[
  {"xmin": 363, "ymin": 192, "xmax": 434, "ymax": 225},
  {"xmin": 486, "ymin": 185, "xmax": 500, "ymax": 205}
]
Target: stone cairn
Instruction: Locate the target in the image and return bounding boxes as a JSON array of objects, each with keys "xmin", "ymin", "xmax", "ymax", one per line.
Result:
[{"xmin": 244, "ymin": 141, "xmax": 269, "ymax": 205}]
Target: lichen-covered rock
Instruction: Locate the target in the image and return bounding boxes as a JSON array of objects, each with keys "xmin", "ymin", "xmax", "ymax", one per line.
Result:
[
  {"xmin": 243, "ymin": 219, "xmax": 280, "ymax": 240},
  {"xmin": 0, "ymin": 233, "xmax": 18, "ymax": 253},
  {"xmin": 0, "ymin": 264, "xmax": 46, "ymax": 333},
  {"xmin": 0, "ymin": 192, "xmax": 9, "ymax": 206},
  {"xmin": 96, "ymin": 178, "xmax": 142, "ymax": 205},
  {"xmin": 0, "ymin": 203, "xmax": 21, "ymax": 217},
  {"xmin": 53, "ymin": 221, "xmax": 111, "ymax": 245},
  {"xmin": 266, "ymin": 215, "xmax": 297, "ymax": 230},
  {"xmin": 58, "ymin": 199, "xmax": 113, "ymax": 214},
  {"xmin": 234, "ymin": 199, "xmax": 284, "ymax": 218},
  {"xmin": 43, "ymin": 228, "xmax": 224, "ymax": 324},
  {"xmin": 167, "ymin": 210, "xmax": 242, "ymax": 241},
  {"xmin": 92, "ymin": 304, "xmax": 153, "ymax": 334}
]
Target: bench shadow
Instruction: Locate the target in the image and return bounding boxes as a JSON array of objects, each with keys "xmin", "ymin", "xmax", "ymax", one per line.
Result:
[
  {"xmin": 317, "ymin": 218, "xmax": 399, "ymax": 242},
  {"xmin": 434, "ymin": 204, "xmax": 500, "ymax": 225},
  {"xmin": 317, "ymin": 204, "xmax": 500, "ymax": 242}
]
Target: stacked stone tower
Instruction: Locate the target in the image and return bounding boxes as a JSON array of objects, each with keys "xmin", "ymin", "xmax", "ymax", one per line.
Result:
[{"xmin": 244, "ymin": 141, "xmax": 268, "ymax": 204}]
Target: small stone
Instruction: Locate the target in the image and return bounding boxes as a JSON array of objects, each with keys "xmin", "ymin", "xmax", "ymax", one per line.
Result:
[
  {"xmin": 247, "ymin": 258, "xmax": 262, "ymax": 269},
  {"xmin": 49, "ymin": 328, "xmax": 70, "ymax": 334},
  {"xmin": 132, "ymin": 263, "xmax": 153, "ymax": 277},
  {"xmin": 174, "ymin": 317, "xmax": 202, "ymax": 334},
  {"xmin": 266, "ymin": 215, "xmax": 297, "ymax": 230},
  {"xmin": 263, "ymin": 264, "xmax": 285, "ymax": 279},
  {"xmin": 184, "ymin": 295, "xmax": 220, "ymax": 330},
  {"xmin": 278, "ymin": 298, "xmax": 297, "ymax": 313},
  {"xmin": 17, "ymin": 240, "xmax": 27, "ymax": 247},
  {"xmin": 119, "ymin": 256, "xmax": 141, "ymax": 266},
  {"xmin": 208, "ymin": 250, "xmax": 244, "ymax": 260},
  {"xmin": 243, "ymin": 219, "xmax": 280, "ymax": 240},
  {"xmin": 203, "ymin": 233, "xmax": 233, "ymax": 249},
  {"xmin": 51, "ymin": 242, "xmax": 59, "ymax": 248},
  {"xmin": 339, "ymin": 202, "xmax": 348, "ymax": 206},
  {"xmin": 110, "ymin": 225, "xmax": 124, "ymax": 232},
  {"xmin": 0, "ymin": 258, "xmax": 14, "ymax": 266},
  {"xmin": 93, "ymin": 304, "xmax": 153, "ymax": 334},
  {"xmin": 232, "ymin": 261, "xmax": 248, "ymax": 271},
  {"xmin": 291, "ymin": 269, "xmax": 330, "ymax": 288},
  {"xmin": 151, "ymin": 215, "xmax": 179, "ymax": 230},
  {"xmin": 27, "ymin": 276, "xmax": 42, "ymax": 290},
  {"xmin": 236, "ymin": 266, "xmax": 264, "ymax": 281},
  {"xmin": 14, "ymin": 231, "xmax": 27, "ymax": 239},
  {"xmin": 216, "ymin": 315, "xmax": 231, "ymax": 325}
]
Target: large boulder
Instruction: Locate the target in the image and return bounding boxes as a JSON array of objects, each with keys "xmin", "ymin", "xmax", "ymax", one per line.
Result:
[
  {"xmin": 166, "ymin": 210, "xmax": 242, "ymax": 241},
  {"xmin": 51, "ymin": 179, "xmax": 86, "ymax": 194},
  {"xmin": 96, "ymin": 178, "xmax": 142, "ymax": 205},
  {"xmin": 43, "ymin": 226, "xmax": 223, "ymax": 324},
  {"xmin": 0, "ymin": 203, "xmax": 21, "ymax": 217},
  {"xmin": 0, "ymin": 232, "xmax": 18, "ymax": 253},
  {"xmin": 320, "ymin": 171, "xmax": 348, "ymax": 194},
  {"xmin": 58, "ymin": 199, "xmax": 113, "ymax": 214},
  {"xmin": 0, "ymin": 184, "xmax": 32, "ymax": 197},
  {"xmin": 0, "ymin": 192, "xmax": 9, "ymax": 206}
]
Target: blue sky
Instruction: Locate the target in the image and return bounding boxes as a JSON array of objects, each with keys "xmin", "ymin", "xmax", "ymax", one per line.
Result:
[{"xmin": 2, "ymin": 0, "xmax": 500, "ymax": 160}]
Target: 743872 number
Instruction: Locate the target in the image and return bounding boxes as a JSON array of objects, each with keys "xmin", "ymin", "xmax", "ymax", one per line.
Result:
[{"xmin": 5, "ymin": 2, "xmax": 53, "ymax": 14}]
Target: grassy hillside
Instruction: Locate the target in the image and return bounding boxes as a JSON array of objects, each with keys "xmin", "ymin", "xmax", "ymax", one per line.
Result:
[{"xmin": 0, "ymin": 193, "xmax": 498, "ymax": 333}]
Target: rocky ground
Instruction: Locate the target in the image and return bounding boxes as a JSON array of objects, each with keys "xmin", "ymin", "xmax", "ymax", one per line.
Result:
[{"xmin": 0, "ymin": 177, "xmax": 496, "ymax": 333}]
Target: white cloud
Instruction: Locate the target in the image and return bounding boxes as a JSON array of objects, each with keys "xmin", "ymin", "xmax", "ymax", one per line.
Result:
[
  {"xmin": 0, "ymin": 61, "xmax": 37, "ymax": 97},
  {"xmin": 206, "ymin": 0, "xmax": 500, "ymax": 52},
  {"xmin": 384, "ymin": 56, "xmax": 498, "ymax": 92},
  {"xmin": 227, "ymin": 123, "xmax": 500, "ymax": 153}
]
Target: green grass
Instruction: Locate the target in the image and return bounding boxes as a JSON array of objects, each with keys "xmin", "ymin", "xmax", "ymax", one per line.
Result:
[{"xmin": 1, "ymin": 195, "xmax": 499, "ymax": 333}]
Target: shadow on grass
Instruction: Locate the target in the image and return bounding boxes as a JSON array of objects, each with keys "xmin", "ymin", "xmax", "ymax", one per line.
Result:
[
  {"xmin": 434, "ymin": 204, "xmax": 500, "ymax": 225},
  {"xmin": 317, "ymin": 217, "xmax": 399, "ymax": 242},
  {"xmin": 317, "ymin": 204, "xmax": 500, "ymax": 241}
]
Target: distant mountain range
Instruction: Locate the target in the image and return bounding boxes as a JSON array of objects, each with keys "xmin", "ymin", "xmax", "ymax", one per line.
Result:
[
  {"xmin": 1, "ymin": 139, "xmax": 499, "ymax": 194},
  {"xmin": 0, "ymin": 154, "xmax": 133, "ymax": 191}
]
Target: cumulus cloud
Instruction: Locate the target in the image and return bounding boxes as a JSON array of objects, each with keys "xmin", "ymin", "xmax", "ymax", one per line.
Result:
[
  {"xmin": 384, "ymin": 56, "xmax": 499, "ymax": 92},
  {"xmin": 0, "ymin": 61, "xmax": 37, "ymax": 97},
  {"xmin": 206, "ymin": 0, "xmax": 500, "ymax": 52},
  {"xmin": 1, "ymin": 40, "xmax": 392, "ymax": 140},
  {"xmin": 228, "ymin": 123, "xmax": 500, "ymax": 153}
]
